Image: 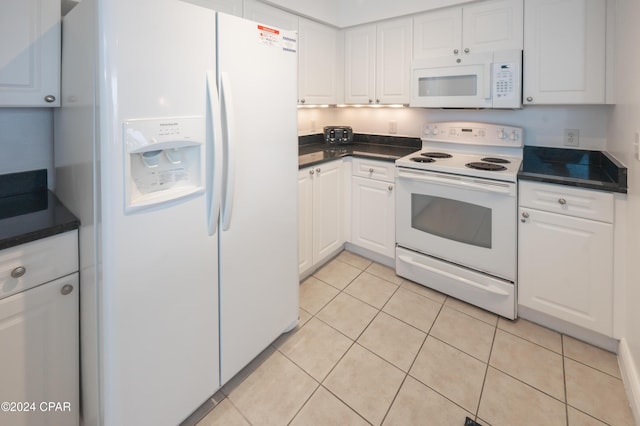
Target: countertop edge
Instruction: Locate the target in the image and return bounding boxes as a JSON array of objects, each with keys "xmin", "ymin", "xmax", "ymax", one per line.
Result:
[{"xmin": 517, "ymin": 171, "xmax": 628, "ymax": 194}]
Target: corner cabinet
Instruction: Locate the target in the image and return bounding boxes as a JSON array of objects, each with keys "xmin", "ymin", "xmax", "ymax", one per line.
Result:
[
  {"xmin": 518, "ymin": 181, "xmax": 613, "ymax": 335},
  {"xmin": 298, "ymin": 160, "xmax": 344, "ymax": 276},
  {"xmin": 413, "ymin": 0, "xmax": 523, "ymax": 60},
  {"xmin": 351, "ymin": 159, "xmax": 396, "ymax": 259},
  {"xmin": 344, "ymin": 17, "xmax": 412, "ymax": 105},
  {"xmin": 523, "ymin": 0, "xmax": 608, "ymax": 104},
  {"xmin": 0, "ymin": 0, "xmax": 60, "ymax": 107},
  {"xmin": 0, "ymin": 231, "xmax": 79, "ymax": 426}
]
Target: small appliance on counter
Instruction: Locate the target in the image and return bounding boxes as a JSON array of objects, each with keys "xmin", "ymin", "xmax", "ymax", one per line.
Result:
[{"xmin": 324, "ymin": 126, "xmax": 353, "ymax": 145}]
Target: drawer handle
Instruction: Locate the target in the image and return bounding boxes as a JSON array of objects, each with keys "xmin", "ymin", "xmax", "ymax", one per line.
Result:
[
  {"xmin": 369, "ymin": 168, "xmax": 374, "ymax": 173},
  {"xmin": 61, "ymin": 284, "xmax": 74, "ymax": 296},
  {"xmin": 388, "ymin": 185, "xmax": 393, "ymax": 191},
  {"xmin": 11, "ymin": 266, "xmax": 26, "ymax": 278},
  {"xmin": 558, "ymin": 198, "xmax": 567, "ymax": 205}
]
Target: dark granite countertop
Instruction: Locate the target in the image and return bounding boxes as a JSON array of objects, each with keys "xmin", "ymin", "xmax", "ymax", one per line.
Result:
[
  {"xmin": 0, "ymin": 170, "xmax": 80, "ymax": 251},
  {"xmin": 518, "ymin": 146, "xmax": 627, "ymax": 194},
  {"xmin": 299, "ymin": 133, "xmax": 421, "ymax": 168}
]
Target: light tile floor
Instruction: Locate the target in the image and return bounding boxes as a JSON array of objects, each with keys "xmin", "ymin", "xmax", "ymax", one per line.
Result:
[{"xmin": 196, "ymin": 251, "xmax": 635, "ymax": 426}]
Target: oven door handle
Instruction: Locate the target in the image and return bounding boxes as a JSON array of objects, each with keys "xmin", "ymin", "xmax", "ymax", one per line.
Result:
[
  {"xmin": 398, "ymin": 254, "xmax": 510, "ymax": 296},
  {"xmin": 396, "ymin": 168, "xmax": 515, "ymax": 195}
]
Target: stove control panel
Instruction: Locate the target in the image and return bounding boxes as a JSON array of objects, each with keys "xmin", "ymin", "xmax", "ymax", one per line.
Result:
[{"xmin": 422, "ymin": 122, "xmax": 523, "ymax": 148}]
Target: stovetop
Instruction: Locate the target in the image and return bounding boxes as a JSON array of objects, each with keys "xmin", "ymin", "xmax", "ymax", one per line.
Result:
[{"xmin": 395, "ymin": 122, "xmax": 524, "ymax": 183}]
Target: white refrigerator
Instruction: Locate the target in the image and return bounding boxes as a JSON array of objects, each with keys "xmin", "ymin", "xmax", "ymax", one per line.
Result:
[{"xmin": 54, "ymin": 1, "xmax": 299, "ymax": 425}]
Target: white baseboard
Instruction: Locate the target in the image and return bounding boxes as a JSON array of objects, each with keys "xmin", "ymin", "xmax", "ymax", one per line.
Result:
[{"xmin": 618, "ymin": 338, "xmax": 640, "ymax": 425}]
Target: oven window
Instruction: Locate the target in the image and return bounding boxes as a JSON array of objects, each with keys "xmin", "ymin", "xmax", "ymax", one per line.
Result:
[
  {"xmin": 418, "ymin": 75, "xmax": 477, "ymax": 97},
  {"xmin": 411, "ymin": 194, "xmax": 491, "ymax": 248}
]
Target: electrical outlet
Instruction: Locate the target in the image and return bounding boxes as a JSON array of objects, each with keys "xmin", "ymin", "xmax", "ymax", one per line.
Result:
[
  {"xmin": 389, "ymin": 121, "xmax": 398, "ymax": 134},
  {"xmin": 564, "ymin": 129, "xmax": 580, "ymax": 147}
]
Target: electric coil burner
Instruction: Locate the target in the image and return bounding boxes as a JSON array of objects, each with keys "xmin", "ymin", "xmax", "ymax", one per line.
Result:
[
  {"xmin": 410, "ymin": 157, "xmax": 435, "ymax": 163},
  {"xmin": 465, "ymin": 162, "xmax": 508, "ymax": 171},
  {"xmin": 421, "ymin": 152, "xmax": 453, "ymax": 159},
  {"xmin": 395, "ymin": 122, "xmax": 524, "ymax": 320}
]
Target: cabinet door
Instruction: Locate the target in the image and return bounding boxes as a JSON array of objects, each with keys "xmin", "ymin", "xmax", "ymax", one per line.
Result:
[
  {"xmin": 376, "ymin": 17, "xmax": 412, "ymax": 104},
  {"xmin": 518, "ymin": 208, "xmax": 613, "ymax": 335},
  {"xmin": 298, "ymin": 168, "xmax": 314, "ymax": 275},
  {"xmin": 462, "ymin": 0, "xmax": 523, "ymax": 54},
  {"xmin": 344, "ymin": 24, "xmax": 376, "ymax": 104},
  {"xmin": 351, "ymin": 177, "xmax": 395, "ymax": 258},
  {"xmin": 243, "ymin": 0, "xmax": 298, "ymax": 30},
  {"xmin": 413, "ymin": 8, "xmax": 462, "ymax": 60},
  {"xmin": 298, "ymin": 18, "xmax": 337, "ymax": 105},
  {"xmin": 313, "ymin": 161, "xmax": 344, "ymax": 262},
  {"xmin": 523, "ymin": 0, "xmax": 606, "ymax": 104},
  {"xmin": 0, "ymin": 273, "xmax": 79, "ymax": 426},
  {"xmin": 0, "ymin": 0, "xmax": 60, "ymax": 106}
]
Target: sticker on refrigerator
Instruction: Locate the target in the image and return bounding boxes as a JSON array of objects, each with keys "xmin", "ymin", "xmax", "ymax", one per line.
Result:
[{"xmin": 257, "ymin": 25, "xmax": 281, "ymax": 48}]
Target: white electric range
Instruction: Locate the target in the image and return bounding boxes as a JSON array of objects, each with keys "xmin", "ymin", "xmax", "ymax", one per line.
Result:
[{"xmin": 395, "ymin": 122, "xmax": 524, "ymax": 319}]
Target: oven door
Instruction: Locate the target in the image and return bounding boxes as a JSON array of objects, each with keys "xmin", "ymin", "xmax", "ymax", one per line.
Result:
[
  {"xmin": 410, "ymin": 53, "xmax": 493, "ymax": 108},
  {"xmin": 396, "ymin": 167, "xmax": 516, "ymax": 281}
]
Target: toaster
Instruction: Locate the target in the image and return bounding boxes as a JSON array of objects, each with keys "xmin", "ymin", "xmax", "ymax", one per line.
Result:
[{"xmin": 323, "ymin": 126, "xmax": 353, "ymax": 145}]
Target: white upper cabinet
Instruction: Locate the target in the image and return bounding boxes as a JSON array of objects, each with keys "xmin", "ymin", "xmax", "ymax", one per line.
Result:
[
  {"xmin": 243, "ymin": 0, "xmax": 298, "ymax": 30},
  {"xmin": 414, "ymin": 0, "xmax": 523, "ymax": 60},
  {"xmin": 185, "ymin": 0, "xmax": 243, "ymax": 16},
  {"xmin": 523, "ymin": 0, "xmax": 607, "ymax": 104},
  {"xmin": 345, "ymin": 17, "xmax": 412, "ymax": 104},
  {"xmin": 0, "ymin": 0, "xmax": 60, "ymax": 107},
  {"xmin": 298, "ymin": 18, "xmax": 338, "ymax": 105}
]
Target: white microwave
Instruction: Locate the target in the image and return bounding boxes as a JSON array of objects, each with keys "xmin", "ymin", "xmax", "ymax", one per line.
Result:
[{"xmin": 410, "ymin": 50, "xmax": 522, "ymax": 109}]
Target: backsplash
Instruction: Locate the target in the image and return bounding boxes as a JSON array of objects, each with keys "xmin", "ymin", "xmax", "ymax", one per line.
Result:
[{"xmin": 298, "ymin": 105, "xmax": 612, "ymax": 151}]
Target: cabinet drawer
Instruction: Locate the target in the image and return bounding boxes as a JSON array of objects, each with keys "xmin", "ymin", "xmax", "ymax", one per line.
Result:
[
  {"xmin": 352, "ymin": 158, "xmax": 395, "ymax": 182},
  {"xmin": 519, "ymin": 181, "xmax": 613, "ymax": 223},
  {"xmin": 0, "ymin": 231, "xmax": 78, "ymax": 300}
]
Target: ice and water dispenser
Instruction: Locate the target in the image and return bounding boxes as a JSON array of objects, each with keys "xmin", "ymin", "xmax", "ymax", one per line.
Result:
[{"xmin": 124, "ymin": 117, "xmax": 205, "ymax": 212}]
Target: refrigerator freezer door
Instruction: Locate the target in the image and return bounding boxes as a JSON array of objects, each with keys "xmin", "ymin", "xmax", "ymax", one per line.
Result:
[{"xmin": 216, "ymin": 13, "xmax": 299, "ymax": 384}]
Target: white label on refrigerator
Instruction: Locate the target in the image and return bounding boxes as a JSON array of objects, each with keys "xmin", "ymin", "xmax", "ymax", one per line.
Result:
[{"xmin": 257, "ymin": 25, "xmax": 281, "ymax": 48}]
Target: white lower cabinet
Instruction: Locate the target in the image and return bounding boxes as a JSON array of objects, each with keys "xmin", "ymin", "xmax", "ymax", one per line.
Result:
[
  {"xmin": 0, "ymin": 231, "xmax": 79, "ymax": 426},
  {"xmin": 298, "ymin": 160, "xmax": 344, "ymax": 276},
  {"xmin": 351, "ymin": 159, "xmax": 396, "ymax": 258},
  {"xmin": 518, "ymin": 181, "xmax": 613, "ymax": 335}
]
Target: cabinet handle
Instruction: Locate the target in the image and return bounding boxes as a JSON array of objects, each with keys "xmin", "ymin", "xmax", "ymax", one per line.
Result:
[
  {"xmin": 521, "ymin": 211, "xmax": 529, "ymax": 223},
  {"xmin": 456, "ymin": 58, "xmax": 462, "ymax": 64},
  {"xmin": 464, "ymin": 48, "xmax": 470, "ymax": 54},
  {"xmin": 309, "ymin": 169, "xmax": 314, "ymax": 175},
  {"xmin": 453, "ymin": 49, "xmax": 459, "ymax": 54},
  {"xmin": 388, "ymin": 185, "xmax": 393, "ymax": 191},
  {"xmin": 526, "ymin": 96, "xmax": 533, "ymax": 102},
  {"xmin": 369, "ymin": 168, "xmax": 374, "ymax": 173},
  {"xmin": 316, "ymin": 168, "xmax": 321, "ymax": 173},
  {"xmin": 558, "ymin": 198, "xmax": 567, "ymax": 205},
  {"xmin": 61, "ymin": 284, "xmax": 74, "ymax": 295},
  {"xmin": 300, "ymin": 98, "xmax": 306, "ymax": 104},
  {"xmin": 376, "ymin": 99, "xmax": 380, "ymax": 104},
  {"xmin": 44, "ymin": 95, "xmax": 56, "ymax": 103},
  {"xmin": 11, "ymin": 266, "xmax": 26, "ymax": 278},
  {"xmin": 368, "ymin": 99, "xmax": 373, "ymax": 104}
]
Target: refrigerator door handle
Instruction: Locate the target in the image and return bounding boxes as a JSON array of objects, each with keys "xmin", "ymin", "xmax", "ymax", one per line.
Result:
[
  {"xmin": 206, "ymin": 70, "xmax": 224, "ymax": 236},
  {"xmin": 220, "ymin": 72, "xmax": 236, "ymax": 232}
]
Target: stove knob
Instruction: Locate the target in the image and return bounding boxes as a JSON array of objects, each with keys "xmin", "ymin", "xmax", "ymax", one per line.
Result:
[
  {"xmin": 423, "ymin": 126, "xmax": 431, "ymax": 136},
  {"xmin": 509, "ymin": 131, "xmax": 519, "ymax": 141},
  {"xmin": 497, "ymin": 129, "xmax": 507, "ymax": 139},
  {"xmin": 432, "ymin": 127, "xmax": 440, "ymax": 136}
]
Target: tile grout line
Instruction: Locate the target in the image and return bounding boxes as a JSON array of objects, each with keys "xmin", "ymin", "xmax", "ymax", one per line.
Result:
[
  {"xmin": 562, "ymin": 334, "xmax": 569, "ymax": 426},
  {"xmin": 473, "ymin": 320, "xmax": 498, "ymax": 422}
]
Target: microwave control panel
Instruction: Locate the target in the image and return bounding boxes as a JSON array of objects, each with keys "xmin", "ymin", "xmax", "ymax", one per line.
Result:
[{"xmin": 493, "ymin": 62, "xmax": 517, "ymax": 100}]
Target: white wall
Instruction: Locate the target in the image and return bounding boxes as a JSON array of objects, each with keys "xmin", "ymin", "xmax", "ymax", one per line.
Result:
[
  {"xmin": 607, "ymin": 0, "xmax": 640, "ymax": 420},
  {"xmin": 299, "ymin": 105, "xmax": 611, "ymax": 150},
  {"xmin": 0, "ymin": 108, "xmax": 54, "ymax": 186}
]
